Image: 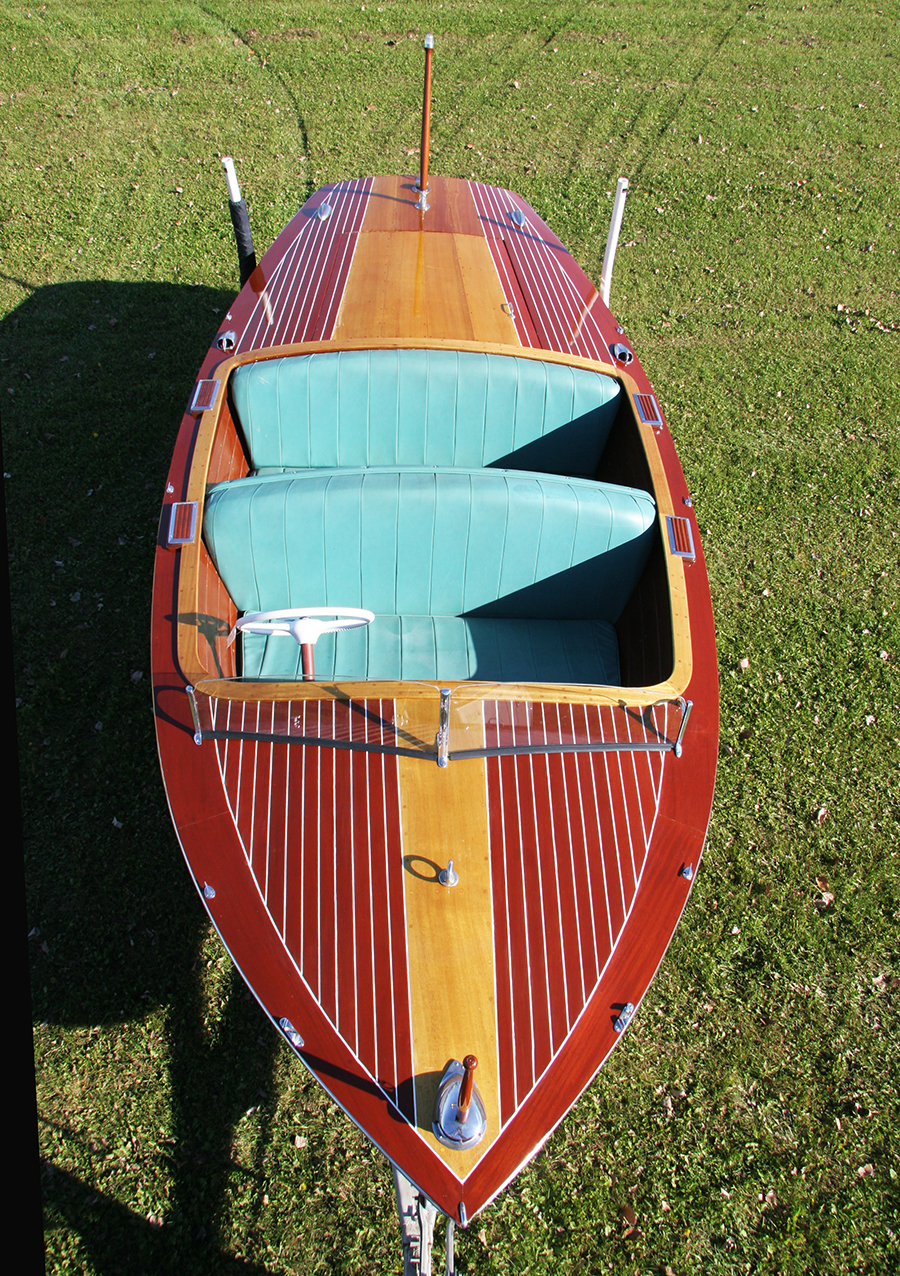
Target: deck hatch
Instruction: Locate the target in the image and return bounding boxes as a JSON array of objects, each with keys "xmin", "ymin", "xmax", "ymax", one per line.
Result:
[
  {"xmin": 634, "ymin": 392, "xmax": 663, "ymax": 427},
  {"xmin": 190, "ymin": 379, "xmax": 221, "ymax": 414},
  {"xmin": 168, "ymin": 500, "xmax": 198, "ymax": 546},
  {"xmin": 666, "ymin": 514, "xmax": 695, "ymax": 563}
]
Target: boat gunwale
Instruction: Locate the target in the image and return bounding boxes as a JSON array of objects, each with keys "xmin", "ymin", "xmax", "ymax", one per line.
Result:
[{"xmin": 171, "ymin": 336, "xmax": 693, "ymax": 703}]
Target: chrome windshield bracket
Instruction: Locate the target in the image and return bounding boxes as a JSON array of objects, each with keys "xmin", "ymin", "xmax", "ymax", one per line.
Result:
[
  {"xmin": 185, "ymin": 685, "xmax": 203, "ymax": 745},
  {"xmin": 435, "ymin": 687, "xmax": 451, "ymax": 767},
  {"xmin": 673, "ymin": 697, "xmax": 693, "ymax": 757}
]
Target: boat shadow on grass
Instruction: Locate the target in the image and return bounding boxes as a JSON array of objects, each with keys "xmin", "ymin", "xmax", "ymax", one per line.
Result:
[{"xmin": 5, "ymin": 278, "xmax": 297, "ymax": 1273}]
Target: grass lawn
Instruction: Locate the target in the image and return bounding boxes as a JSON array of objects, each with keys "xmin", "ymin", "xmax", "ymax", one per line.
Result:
[{"xmin": 6, "ymin": 1, "xmax": 898, "ymax": 1272}]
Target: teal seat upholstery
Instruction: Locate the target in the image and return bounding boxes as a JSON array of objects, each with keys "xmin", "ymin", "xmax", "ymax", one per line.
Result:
[
  {"xmin": 204, "ymin": 467, "xmax": 657, "ymax": 683},
  {"xmin": 230, "ymin": 350, "xmax": 621, "ymax": 478},
  {"xmin": 241, "ymin": 616, "xmax": 622, "ymax": 684}
]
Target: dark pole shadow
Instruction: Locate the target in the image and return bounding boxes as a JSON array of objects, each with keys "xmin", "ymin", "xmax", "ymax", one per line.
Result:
[{"xmin": 8, "ymin": 278, "xmax": 295, "ymax": 1273}]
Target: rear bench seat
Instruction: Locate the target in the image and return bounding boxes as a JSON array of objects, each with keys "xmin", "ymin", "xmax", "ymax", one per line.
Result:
[
  {"xmin": 204, "ymin": 467, "xmax": 657, "ymax": 684},
  {"xmin": 230, "ymin": 349, "xmax": 621, "ymax": 477}
]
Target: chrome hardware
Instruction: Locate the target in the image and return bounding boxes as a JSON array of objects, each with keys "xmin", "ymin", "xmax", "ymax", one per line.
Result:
[
  {"xmin": 216, "ymin": 329, "xmax": 236, "ymax": 351},
  {"xmin": 439, "ymin": 861, "xmax": 459, "ymax": 888},
  {"xmin": 185, "ymin": 685, "xmax": 203, "ymax": 745},
  {"xmin": 279, "ymin": 1018, "xmax": 304, "ymax": 1049},
  {"xmin": 458, "ymin": 1203, "xmax": 467, "ymax": 1228},
  {"xmin": 501, "ymin": 300, "xmax": 516, "ymax": 318},
  {"xmin": 167, "ymin": 500, "xmax": 198, "ymax": 547},
  {"xmin": 614, "ymin": 1002, "xmax": 635, "ymax": 1033},
  {"xmin": 317, "ymin": 199, "xmax": 332, "ymax": 220},
  {"xmin": 673, "ymin": 697, "xmax": 693, "ymax": 757},
  {"xmin": 667, "ymin": 514, "xmax": 696, "ymax": 563},
  {"xmin": 190, "ymin": 379, "xmax": 220, "ymax": 414},
  {"xmin": 634, "ymin": 391, "xmax": 663, "ymax": 427},
  {"xmin": 610, "ymin": 341, "xmax": 633, "ymax": 365},
  {"xmin": 510, "ymin": 207, "xmax": 526, "ymax": 227},
  {"xmin": 680, "ymin": 863, "xmax": 694, "ymax": 881},
  {"xmin": 415, "ymin": 186, "xmax": 430, "ymax": 212},
  {"xmin": 166, "ymin": 482, "xmax": 175, "ymax": 494},
  {"xmin": 683, "ymin": 495, "xmax": 693, "ymax": 508},
  {"xmin": 433, "ymin": 1058, "xmax": 487, "ymax": 1150},
  {"xmin": 436, "ymin": 687, "xmax": 451, "ymax": 767},
  {"xmin": 203, "ymin": 882, "xmax": 216, "ymax": 899}
]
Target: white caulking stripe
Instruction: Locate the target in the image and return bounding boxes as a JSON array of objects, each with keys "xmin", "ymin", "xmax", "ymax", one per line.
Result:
[
  {"xmin": 471, "ymin": 182, "xmax": 533, "ymax": 345},
  {"xmin": 238, "ymin": 230, "xmax": 305, "ymax": 353},
  {"xmin": 554, "ymin": 706, "xmax": 587, "ymax": 1011},
  {"xmin": 479, "ymin": 182, "xmax": 545, "ymax": 342},
  {"xmin": 474, "ymin": 176, "xmax": 612, "ymax": 362},
  {"xmin": 303, "ymin": 177, "xmax": 372, "ymax": 343},
  {"xmin": 488, "ymin": 702, "xmax": 667, "ymax": 1122},
  {"xmin": 505, "ymin": 220, "xmax": 575, "ymax": 354},
  {"xmin": 516, "ymin": 231, "xmax": 600, "ymax": 360},
  {"xmin": 235, "ymin": 179, "xmax": 372, "ymax": 352},
  {"xmin": 471, "ymin": 181, "xmax": 579, "ymax": 353},
  {"xmin": 245, "ymin": 184, "xmax": 340, "ymax": 349},
  {"xmin": 209, "ymin": 695, "xmax": 414, "ymax": 1118},
  {"xmin": 282, "ymin": 180, "xmax": 363, "ymax": 346},
  {"xmin": 269, "ymin": 177, "xmax": 371, "ymax": 347}
]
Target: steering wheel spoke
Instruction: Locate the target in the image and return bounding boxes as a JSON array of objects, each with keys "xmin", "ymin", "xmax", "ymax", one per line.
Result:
[{"xmin": 232, "ymin": 607, "xmax": 375, "ymax": 680}]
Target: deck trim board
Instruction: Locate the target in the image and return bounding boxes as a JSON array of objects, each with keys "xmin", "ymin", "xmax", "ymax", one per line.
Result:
[
  {"xmin": 470, "ymin": 179, "xmax": 617, "ymax": 362},
  {"xmin": 333, "ymin": 230, "xmax": 519, "ymax": 345},
  {"xmin": 235, "ymin": 179, "xmax": 373, "ymax": 354},
  {"xmin": 210, "ymin": 694, "xmax": 417, "ymax": 1121},
  {"xmin": 484, "ymin": 700, "xmax": 667, "ymax": 1124},
  {"xmin": 397, "ymin": 695, "xmax": 500, "ymax": 1174}
]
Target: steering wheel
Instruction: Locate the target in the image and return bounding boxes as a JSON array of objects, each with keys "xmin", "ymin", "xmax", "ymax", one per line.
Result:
[
  {"xmin": 231, "ymin": 607, "xmax": 374, "ymax": 680},
  {"xmin": 234, "ymin": 606, "xmax": 374, "ymax": 645}
]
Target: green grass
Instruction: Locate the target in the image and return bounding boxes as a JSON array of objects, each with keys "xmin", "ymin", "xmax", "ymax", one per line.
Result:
[{"xmin": 7, "ymin": 1, "xmax": 898, "ymax": 1272}]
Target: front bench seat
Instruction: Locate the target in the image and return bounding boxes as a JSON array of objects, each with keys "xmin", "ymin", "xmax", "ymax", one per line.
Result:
[{"xmin": 203, "ymin": 467, "xmax": 657, "ymax": 684}]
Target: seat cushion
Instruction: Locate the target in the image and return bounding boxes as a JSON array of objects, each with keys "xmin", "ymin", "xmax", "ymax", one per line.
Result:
[
  {"xmin": 230, "ymin": 349, "xmax": 621, "ymax": 477},
  {"xmin": 241, "ymin": 615, "xmax": 621, "ymax": 685},
  {"xmin": 203, "ymin": 467, "xmax": 657, "ymax": 626}
]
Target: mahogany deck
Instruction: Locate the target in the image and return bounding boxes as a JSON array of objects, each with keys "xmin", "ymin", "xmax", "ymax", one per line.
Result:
[{"xmin": 152, "ymin": 172, "xmax": 719, "ymax": 1224}]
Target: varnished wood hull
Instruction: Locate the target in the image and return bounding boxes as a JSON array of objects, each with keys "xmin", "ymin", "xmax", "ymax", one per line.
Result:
[{"xmin": 152, "ymin": 175, "xmax": 718, "ymax": 1223}]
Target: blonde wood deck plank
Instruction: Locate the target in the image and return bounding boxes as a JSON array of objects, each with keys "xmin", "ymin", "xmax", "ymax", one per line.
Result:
[
  {"xmin": 333, "ymin": 231, "xmax": 518, "ymax": 345},
  {"xmin": 363, "ymin": 174, "xmax": 485, "ymax": 235},
  {"xmin": 454, "ymin": 235, "xmax": 521, "ymax": 346},
  {"xmin": 396, "ymin": 697, "xmax": 499, "ymax": 1175}
]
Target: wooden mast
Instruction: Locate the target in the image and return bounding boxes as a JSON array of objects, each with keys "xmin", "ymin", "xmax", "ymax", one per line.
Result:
[{"xmin": 416, "ymin": 34, "xmax": 434, "ymax": 211}]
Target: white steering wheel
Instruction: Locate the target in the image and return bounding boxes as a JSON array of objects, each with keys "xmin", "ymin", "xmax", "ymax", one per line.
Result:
[{"xmin": 232, "ymin": 607, "xmax": 375, "ymax": 648}]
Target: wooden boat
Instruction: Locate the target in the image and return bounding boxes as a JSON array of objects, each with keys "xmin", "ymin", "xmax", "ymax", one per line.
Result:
[{"xmin": 152, "ymin": 38, "xmax": 717, "ymax": 1270}]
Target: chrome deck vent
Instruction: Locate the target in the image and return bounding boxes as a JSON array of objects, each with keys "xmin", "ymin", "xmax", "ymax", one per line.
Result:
[
  {"xmin": 666, "ymin": 514, "xmax": 696, "ymax": 563},
  {"xmin": 168, "ymin": 501, "xmax": 198, "ymax": 547},
  {"xmin": 634, "ymin": 392, "xmax": 663, "ymax": 427},
  {"xmin": 190, "ymin": 379, "xmax": 221, "ymax": 414}
]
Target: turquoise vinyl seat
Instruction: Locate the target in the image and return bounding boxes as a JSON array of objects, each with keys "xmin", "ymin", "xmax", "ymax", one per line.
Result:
[
  {"xmin": 238, "ymin": 615, "xmax": 623, "ymax": 684},
  {"xmin": 204, "ymin": 467, "xmax": 657, "ymax": 684},
  {"xmin": 230, "ymin": 349, "xmax": 621, "ymax": 478}
]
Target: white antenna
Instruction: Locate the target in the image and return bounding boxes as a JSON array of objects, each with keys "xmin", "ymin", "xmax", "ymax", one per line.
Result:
[
  {"xmin": 221, "ymin": 155, "xmax": 242, "ymax": 204},
  {"xmin": 600, "ymin": 177, "xmax": 629, "ymax": 308}
]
